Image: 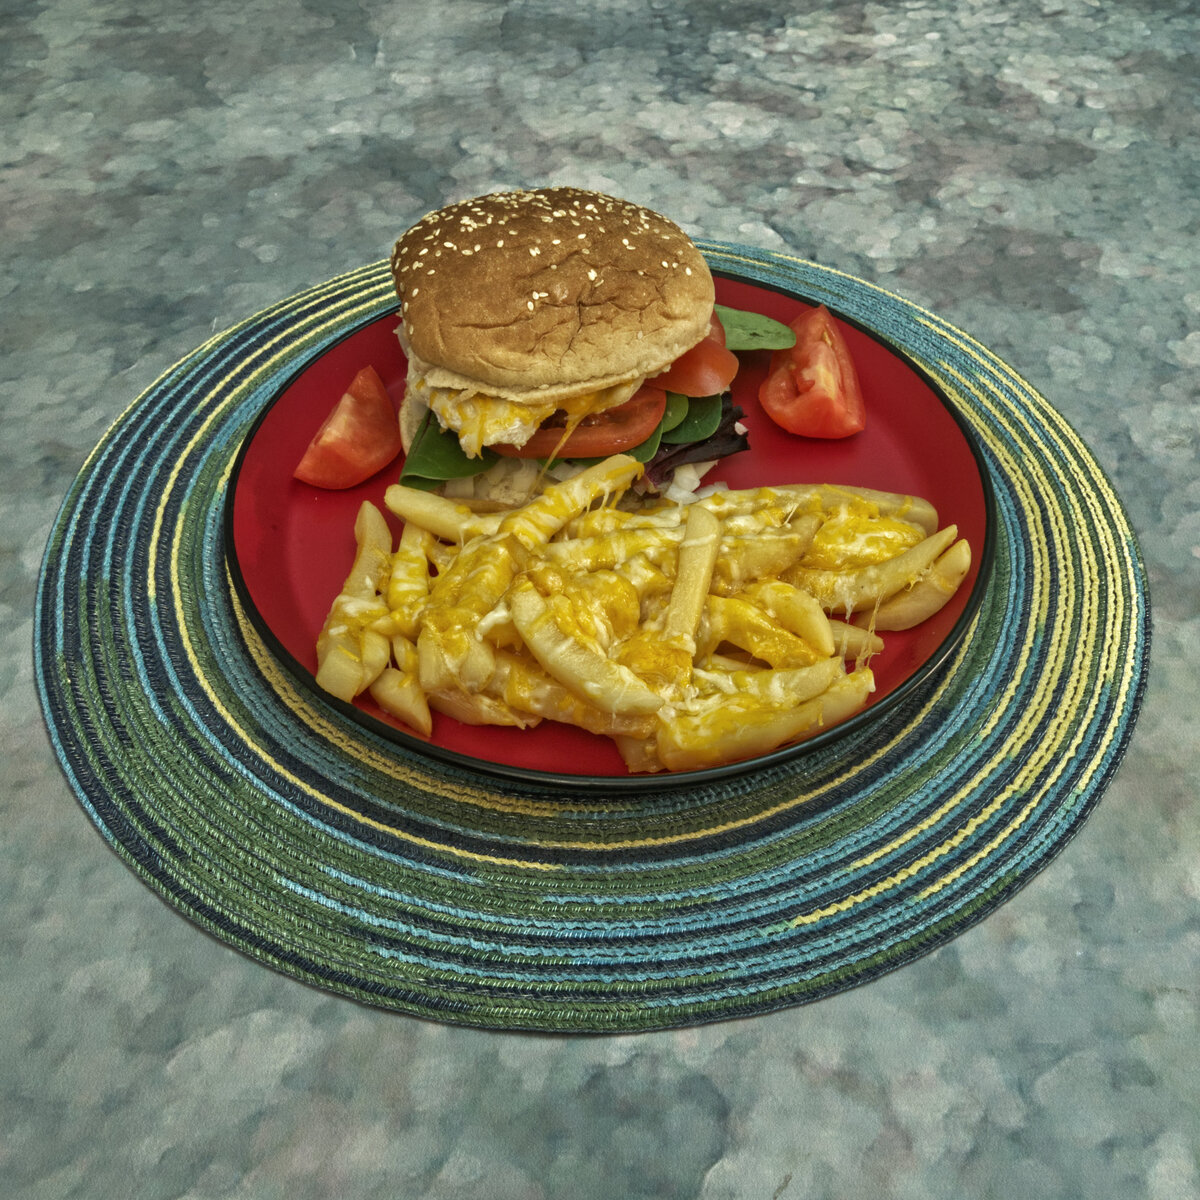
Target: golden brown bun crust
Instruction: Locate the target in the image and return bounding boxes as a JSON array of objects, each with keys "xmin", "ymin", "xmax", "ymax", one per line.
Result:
[{"xmin": 390, "ymin": 187, "xmax": 714, "ymax": 391}]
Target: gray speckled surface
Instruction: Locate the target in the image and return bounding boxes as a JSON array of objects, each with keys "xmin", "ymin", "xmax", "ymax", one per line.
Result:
[{"xmin": 4, "ymin": 1, "xmax": 1197, "ymax": 1197}]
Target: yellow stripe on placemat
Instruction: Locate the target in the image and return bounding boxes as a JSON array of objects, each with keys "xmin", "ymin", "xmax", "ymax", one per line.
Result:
[
  {"xmin": 961, "ymin": 336, "xmax": 1145, "ymax": 803},
  {"xmin": 936, "ymin": 332, "xmax": 1137, "ymax": 799}
]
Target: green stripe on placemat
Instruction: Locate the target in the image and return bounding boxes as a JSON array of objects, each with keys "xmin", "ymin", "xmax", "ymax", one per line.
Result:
[{"xmin": 34, "ymin": 244, "xmax": 1149, "ymax": 1032}]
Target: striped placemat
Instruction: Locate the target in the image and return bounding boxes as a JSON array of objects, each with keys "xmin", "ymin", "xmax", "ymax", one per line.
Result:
[{"xmin": 34, "ymin": 243, "xmax": 1149, "ymax": 1031}]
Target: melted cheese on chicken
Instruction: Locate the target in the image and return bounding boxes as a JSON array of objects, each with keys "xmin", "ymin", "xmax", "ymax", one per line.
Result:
[{"xmin": 410, "ymin": 376, "xmax": 642, "ymax": 459}]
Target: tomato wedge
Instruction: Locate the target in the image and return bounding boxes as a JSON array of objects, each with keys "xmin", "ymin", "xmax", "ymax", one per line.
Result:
[
  {"xmin": 650, "ymin": 314, "xmax": 739, "ymax": 397},
  {"xmin": 758, "ymin": 305, "xmax": 865, "ymax": 438},
  {"xmin": 493, "ymin": 385, "xmax": 668, "ymax": 460},
  {"xmin": 294, "ymin": 365, "xmax": 403, "ymax": 488}
]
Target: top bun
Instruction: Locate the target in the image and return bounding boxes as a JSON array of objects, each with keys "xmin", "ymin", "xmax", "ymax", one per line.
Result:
[{"xmin": 390, "ymin": 187, "xmax": 714, "ymax": 394}]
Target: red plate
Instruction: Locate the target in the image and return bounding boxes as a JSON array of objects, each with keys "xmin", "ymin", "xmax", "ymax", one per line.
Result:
[{"xmin": 227, "ymin": 274, "xmax": 993, "ymax": 788}]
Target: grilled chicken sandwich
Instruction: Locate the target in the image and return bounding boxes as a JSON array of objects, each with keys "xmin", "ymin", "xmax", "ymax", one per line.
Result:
[{"xmin": 389, "ymin": 186, "xmax": 730, "ymax": 464}]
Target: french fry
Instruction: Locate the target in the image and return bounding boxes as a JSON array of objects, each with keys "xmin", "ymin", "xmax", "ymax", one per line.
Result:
[
  {"xmin": 417, "ymin": 532, "xmax": 526, "ymax": 692},
  {"xmin": 692, "ymin": 656, "xmax": 844, "ymax": 707},
  {"xmin": 811, "ymin": 484, "xmax": 938, "ymax": 535},
  {"xmin": 712, "ymin": 517, "xmax": 821, "ymax": 592},
  {"xmin": 314, "ymin": 631, "xmax": 369, "ymax": 702},
  {"xmin": 613, "ymin": 734, "xmax": 665, "ymax": 774},
  {"xmin": 800, "ymin": 511, "xmax": 926, "ymax": 571},
  {"xmin": 386, "ymin": 522, "xmax": 436, "ymax": 640},
  {"xmin": 541, "ymin": 527, "xmax": 679, "ymax": 573},
  {"xmin": 612, "ymin": 503, "xmax": 723, "ymax": 695},
  {"xmin": 562, "ymin": 570, "xmax": 642, "ymax": 647},
  {"xmin": 428, "ymin": 686, "xmax": 538, "ymax": 728},
  {"xmin": 695, "ymin": 483, "xmax": 937, "ymax": 535},
  {"xmin": 785, "ymin": 524, "xmax": 958, "ymax": 615},
  {"xmin": 498, "ymin": 454, "xmax": 642, "ymax": 549},
  {"xmin": 343, "ymin": 501, "xmax": 393, "ymax": 594},
  {"xmin": 664, "ymin": 504, "xmax": 722, "ymax": 648},
  {"xmin": 564, "ymin": 502, "xmax": 682, "ymax": 540},
  {"xmin": 367, "ymin": 634, "xmax": 432, "ymax": 736},
  {"xmin": 314, "ymin": 501, "xmax": 394, "ymax": 700},
  {"xmin": 859, "ymin": 537, "xmax": 973, "ymax": 631},
  {"xmin": 736, "ymin": 579, "xmax": 836, "ymax": 657},
  {"xmin": 487, "ymin": 650, "xmax": 657, "ymax": 739},
  {"xmin": 370, "ymin": 667, "xmax": 433, "ymax": 735},
  {"xmin": 384, "ymin": 484, "xmax": 501, "ymax": 542},
  {"xmin": 827, "ymin": 619, "xmax": 885, "ymax": 662},
  {"xmin": 656, "ymin": 667, "xmax": 874, "ymax": 772}
]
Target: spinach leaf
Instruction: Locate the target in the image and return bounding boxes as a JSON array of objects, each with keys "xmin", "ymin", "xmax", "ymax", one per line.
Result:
[
  {"xmin": 399, "ymin": 410, "xmax": 496, "ymax": 491},
  {"xmin": 662, "ymin": 393, "xmax": 724, "ymax": 444},
  {"xmin": 714, "ymin": 304, "xmax": 796, "ymax": 351},
  {"xmin": 661, "ymin": 391, "xmax": 690, "ymax": 434},
  {"xmin": 645, "ymin": 395, "xmax": 750, "ymax": 489}
]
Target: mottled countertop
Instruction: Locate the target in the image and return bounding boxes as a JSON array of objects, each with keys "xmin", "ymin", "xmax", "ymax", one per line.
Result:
[{"xmin": 4, "ymin": 1, "xmax": 1197, "ymax": 1197}]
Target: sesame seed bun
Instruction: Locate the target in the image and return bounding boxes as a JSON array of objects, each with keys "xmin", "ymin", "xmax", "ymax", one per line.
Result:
[{"xmin": 390, "ymin": 187, "xmax": 714, "ymax": 404}]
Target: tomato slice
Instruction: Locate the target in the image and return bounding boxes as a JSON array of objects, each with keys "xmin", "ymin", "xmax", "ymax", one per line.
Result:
[
  {"xmin": 758, "ymin": 305, "xmax": 866, "ymax": 438},
  {"xmin": 294, "ymin": 365, "xmax": 403, "ymax": 488},
  {"xmin": 705, "ymin": 311, "xmax": 726, "ymax": 347},
  {"xmin": 492, "ymin": 385, "xmax": 668, "ymax": 460},
  {"xmin": 650, "ymin": 318, "xmax": 739, "ymax": 397}
]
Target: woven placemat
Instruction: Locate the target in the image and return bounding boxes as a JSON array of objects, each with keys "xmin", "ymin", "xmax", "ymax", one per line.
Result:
[{"xmin": 35, "ymin": 243, "xmax": 1149, "ymax": 1032}]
